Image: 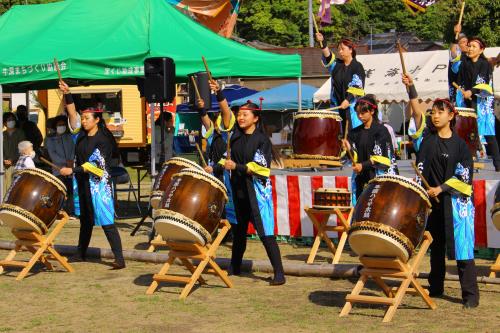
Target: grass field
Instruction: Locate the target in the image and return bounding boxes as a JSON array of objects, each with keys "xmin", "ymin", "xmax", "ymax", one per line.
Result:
[{"xmin": 0, "ymin": 218, "xmax": 499, "ymax": 333}]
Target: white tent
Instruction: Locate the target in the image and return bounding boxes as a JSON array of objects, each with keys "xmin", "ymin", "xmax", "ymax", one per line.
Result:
[{"xmin": 314, "ymin": 48, "xmax": 500, "ymax": 103}]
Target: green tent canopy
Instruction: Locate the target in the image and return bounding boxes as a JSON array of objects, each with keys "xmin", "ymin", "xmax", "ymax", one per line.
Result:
[{"xmin": 0, "ymin": 0, "xmax": 301, "ymax": 92}]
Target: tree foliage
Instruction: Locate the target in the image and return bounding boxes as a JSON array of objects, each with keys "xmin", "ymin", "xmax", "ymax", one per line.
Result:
[{"xmin": 236, "ymin": 0, "xmax": 499, "ymax": 47}]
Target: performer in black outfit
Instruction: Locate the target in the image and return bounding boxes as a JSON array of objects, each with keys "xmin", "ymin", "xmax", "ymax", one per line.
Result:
[
  {"xmin": 222, "ymin": 101, "xmax": 285, "ymax": 286},
  {"xmin": 59, "ymin": 81, "xmax": 125, "ymax": 269},
  {"xmin": 315, "ymin": 32, "xmax": 365, "ymax": 131},
  {"xmin": 402, "ymin": 73, "xmax": 479, "ymax": 309},
  {"xmin": 342, "ymin": 94, "xmax": 398, "ymax": 201}
]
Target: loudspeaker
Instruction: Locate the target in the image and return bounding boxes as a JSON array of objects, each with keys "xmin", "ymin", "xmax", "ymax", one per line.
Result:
[
  {"xmin": 144, "ymin": 57, "xmax": 176, "ymax": 103},
  {"xmin": 188, "ymin": 71, "xmax": 211, "ymax": 110}
]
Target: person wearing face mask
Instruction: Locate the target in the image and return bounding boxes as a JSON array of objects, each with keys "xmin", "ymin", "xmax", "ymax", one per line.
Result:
[
  {"xmin": 456, "ymin": 37, "xmax": 500, "ymax": 171},
  {"xmin": 3, "ymin": 112, "xmax": 26, "ymax": 193},
  {"xmin": 315, "ymin": 32, "xmax": 366, "ymax": 131},
  {"xmin": 15, "ymin": 105, "xmax": 43, "ymax": 156},
  {"xmin": 14, "ymin": 141, "xmax": 36, "ymax": 171},
  {"xmin": 45, "ymin": 116, "xmax": 75, "ymax": 215}
]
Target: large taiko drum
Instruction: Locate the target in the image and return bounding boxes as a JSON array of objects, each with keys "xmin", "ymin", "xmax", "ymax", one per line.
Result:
[
  {"xmin": 455, "ymin": 107, "xmax": 479, "ymax": 157},
  {"xmin": 491, "ymin": 183, "xmax": 500, "ymax": 231},
  {"xmin": 292, "ymin": 110, "xmax": 342, "ymax": 160},
  {"xmin": 150, "ymin": 157, "xmax": 203, "ymax": 209},
  {"xmin": 0, "ymin": 168, "xmax": 67, "ymax": 235},
  {"xmin": 348, "ymin": 174, "xmax": 431, "ymax": 262},
  {"xmin": 154, "ymin": 168, "xmax": 228, "ymax": 246}
]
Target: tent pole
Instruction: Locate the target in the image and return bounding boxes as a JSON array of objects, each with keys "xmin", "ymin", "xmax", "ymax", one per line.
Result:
[
  {"xmin": 150, "ymin": 103, "xmax": 156, "ymax": 179},
  {"xmin": 403, "ymin": 102, "xmax": 407, "ymax": 160},
  {"xmin": 308, "ymin": 0, "xmax": 314, "ymax": 47},
  {"xmin": 0, "ymin": 84, "xmax": 3, "ymax": 201},
  {"xmin": 298, "ymin": 77, "xmax": 302, "ymax": 112}
]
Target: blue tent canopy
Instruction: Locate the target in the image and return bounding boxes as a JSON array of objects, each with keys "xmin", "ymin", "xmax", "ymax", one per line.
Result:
[
  {"xmin": 230, "ymin": 82, "xmax": 317, "ymax": 111},
  {"xmin": 177, "ymin": 84, "xmax": 258, "ymax": 113}
]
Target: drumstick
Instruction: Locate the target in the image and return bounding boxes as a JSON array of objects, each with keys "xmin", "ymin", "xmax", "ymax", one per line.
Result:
[
  {"xmin": 452, "ymin": 82, "xmax": 472, "ymax": 100},
  {"xmin": 312, "ymin": 16, "xmax": 324, "ymax": 49},
  {"xmin": 455, "ymin": 1, "xmax": 466, "ymax": 41},
  {"xmin": 396, "ymin": 40, "xmax": 410, "ymax": 93},
  {"xmin": 411, "ymin": 161, "xmax": 440, "ymax": 203},
  {"xmin": 190, "ymin": 75, "xmax": 202, "ymax": 102},
  {"xmin": 201, "ymin": 56, "xmax": 214, "ymax": 82},
  {"xmin": 195, "ymin": 143, "xmax": 207, "ymax": 168},
  {"xmin": 54, "ymin": 58, "xmax": 63, "ymax": 81},
  {"xmin": 40, "ymin": 157, "xmax": 61, "ymax": 171},
  {"xmin": 226, "ymin": 132, "xmax": 231, "ymax": 161},
  {"xmin": 323, "ymin": 105, "xmax": 345, "ymax": 112}
]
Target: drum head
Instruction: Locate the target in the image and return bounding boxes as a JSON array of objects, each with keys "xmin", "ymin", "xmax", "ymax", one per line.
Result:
[
  {"xmin": 348, "ymin": 230, "xmax": 410, "ymax": 262},
  {"xmin": 0, "ymin": 204, "xmax": 48, "ymax": 234},
  {"xmin": 164, "ymin": 157, "xmax": 203, "ymax": 171},
  {"xmin": 154, "ymin": 209, "xmax": 212, "ymax": 246},
  {"xmin": 492, "ymin": 202, "xmax": 500, "ymax": 231}
]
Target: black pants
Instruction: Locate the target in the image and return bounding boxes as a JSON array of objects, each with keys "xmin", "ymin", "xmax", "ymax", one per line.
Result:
[
  {"xmin": 78, "ymin": 219, "xmax": 124, "ymax": 263},
  {"xmin": 484, "ymin": 135, "xmax": 500, "ymax": 170},
  {"xmin": 231, "ymin": 196, "xmax": 284, "ymax": 279},
  {"xmin": 427, "ymin": 202, "xmax": 479, "ymax": 303}
]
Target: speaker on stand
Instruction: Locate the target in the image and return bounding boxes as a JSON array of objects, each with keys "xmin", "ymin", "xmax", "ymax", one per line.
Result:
[{"xmin": 131, "ymin": 57, "xmax": 176, "ymax": 237}]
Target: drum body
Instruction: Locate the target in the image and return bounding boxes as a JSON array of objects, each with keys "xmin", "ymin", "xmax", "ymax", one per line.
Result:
[
  {"xmin": 455, "ymin": 107, "xmax": 479, "ymax": 157},
  {"xmin": 0, "ymin": 168, "xmax": 67, "ymax": 234},
  {"xmin": 313, "ymin": 188, "xmax": 351, "ymax": 208},
  {"xmin": 492, "ymin": 183, "xmax": 500, "ymax": 231},
  {"xmin": 150, "ymin": 157, "xmax": 203, "ymax": 209},
  {"xmin": 155, "ymin": 168, "xmax": 227, "ymax": 245},
  {"xmin": 348, "ymin": 175, "xmax": 431, "ymax": 262},
  {"xmin": 292, "ymin": 110, "xmax": 342, "ymax": 160}
]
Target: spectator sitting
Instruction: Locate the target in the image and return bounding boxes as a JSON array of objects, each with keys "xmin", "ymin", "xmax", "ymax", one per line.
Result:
[{"xmin": 14, "ymin": 141, "xmax": 36, "ymax": 171}]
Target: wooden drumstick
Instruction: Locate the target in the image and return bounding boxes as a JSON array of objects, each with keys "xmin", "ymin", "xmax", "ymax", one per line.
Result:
[
  {"xmin": 54, "ymin": 58, "xmax": 63, "ymax": 81},
  {"xmin": 455, "ymin": 1, "xmax": 466, "ymax": 41},
  {"xmin": 226, "ymin": 132, "xmax": 231, "ymax": 161},
  {"xmin": 411, "ymin": 161, "xmax": 440, "ymax": 203},
  {"xmin": 190, "ymin": 75, "xmax": 202, "ymax": 102},
  {"xmin": 396, "ymin": 40, "xmax": 410, "ymax": 93},
  {"xmin": 195, "ymin": 143, "xmax": 207, "ymax": 168},
  {"xmin": 201, "ymin": 56, "xmax": 214, "ymax": 82},
  {"xmin": 452, "ymin": 82, "xmax": 472, "ymax": 100},
  {"xmin": 40, "ymin": 156, "xmax": 61, "ymax": 171},
  {"xmin": 312, "ymin": 16, "xmax": 324, "ymax": 49}
]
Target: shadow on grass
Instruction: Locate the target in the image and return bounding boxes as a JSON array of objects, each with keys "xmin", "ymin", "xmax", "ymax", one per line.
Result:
[{"xmin": 283, "ymin": 253, "xmax": 331, "ymax": 262}]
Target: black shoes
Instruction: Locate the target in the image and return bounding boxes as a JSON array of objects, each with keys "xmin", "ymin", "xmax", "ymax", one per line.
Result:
[
  {"xmin": 110, "ymin": 260, "xmax": 126, "ymax": 270},
  {"xmin": 269, "ymin": 277, "xmax": 286, "ymax": 286},
  {"xmin": 463, "ymin": 299, "xmax": 479, "ymax": 309},
  {"xmin": 227, "ymin": 265, "xmax": 241, "ymax": 276}
]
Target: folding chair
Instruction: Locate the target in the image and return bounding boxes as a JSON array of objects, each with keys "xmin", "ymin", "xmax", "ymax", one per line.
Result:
[{"xmin": 110, "ymin": 166, "xmax": 142, "ymax": 218}]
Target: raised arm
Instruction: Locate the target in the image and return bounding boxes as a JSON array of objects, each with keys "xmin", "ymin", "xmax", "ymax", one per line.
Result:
[
  {"xmin": 209, "ymin": 79, "xmax": 232, "ymax": 130},
  {"xmin": 401, "ymin": 73, "xmax": 424, "ymax": 129},
  {"xmin": 58, "ymin": 80, "xmax": 79, "ymax": 131}
]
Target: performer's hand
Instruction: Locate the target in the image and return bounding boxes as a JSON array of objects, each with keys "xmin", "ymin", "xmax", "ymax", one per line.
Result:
[
  {"xmin": 209, "ymin": 79, "xmax": 220, "ymax": 92},
  {"xmin": 352, "ymin": 163, "xmax": 363, "ymax": 174},
  {"xmin": 204, "ymin": 166, "xmax": 213, "ymax": 174},
  {"xmin": 60, "ymin": 167, "xmax": 73, "ymax": 176},
  {"xmin": 59, "ymin": 80, "xmax": 70, "ymax": 94},
  {"xmin": 315, "ymin": 32, "xmax": 324, "ymax": 43},
  {"xmin": 340, "ymin": 99, "xmax": 350, "ymax": 109},
  {"xmin": 402, "ymin": 73, "xmax": 413, "ymax": 86},
  {"xmin": 197, "ymin": 98, "xmax": 205, "ymax": 109},
  {"xmin": 427, "ymin": 186, "xmax": 442, "ymax": 198},
  {"xmin": 342, "ymin": 139, "xmax": 351, "ymax": 151},
  {"xmin": 463, "ymin": 90, "xmax": 472, "ymax": 100},
  {"xmin": 224, "ymin": 159, "xmax": 236, "ymax": 170},
  {"xmin": 453, "ymin": 24, "xmax": 462, "ymax": 35}
]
